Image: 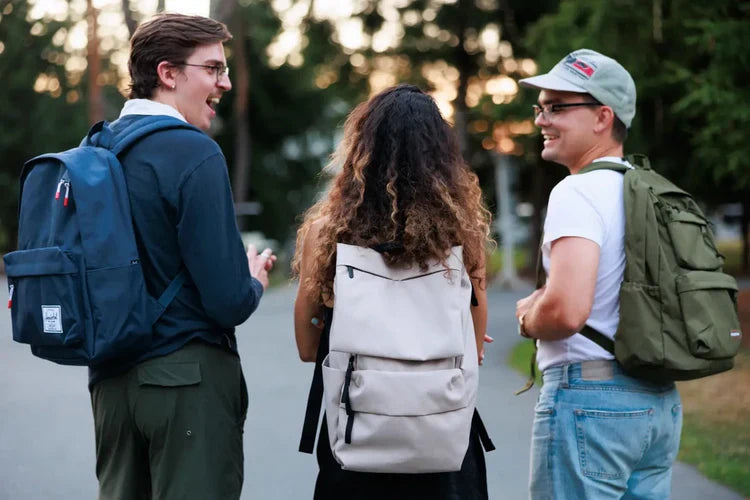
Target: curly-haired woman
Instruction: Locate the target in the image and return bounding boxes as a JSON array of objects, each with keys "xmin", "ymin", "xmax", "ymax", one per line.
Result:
[{"xmin": 293, "ymin": 84, "xmax": 494, "ymax": 499}]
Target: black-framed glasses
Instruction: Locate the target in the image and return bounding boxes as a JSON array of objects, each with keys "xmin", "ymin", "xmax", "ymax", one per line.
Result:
[
  {"xmin": 532, "ymin": 102, "xmax": 601, "ymax": 120},
  {"xmin": 177, "ymin": 63, "xmax": 229, "ymax": 83}
]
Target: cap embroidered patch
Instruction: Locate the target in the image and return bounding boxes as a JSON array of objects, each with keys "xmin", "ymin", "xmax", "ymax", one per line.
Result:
[{"xmin": 564, "ymin": 55, "xmax": 596, "ymax": 78}]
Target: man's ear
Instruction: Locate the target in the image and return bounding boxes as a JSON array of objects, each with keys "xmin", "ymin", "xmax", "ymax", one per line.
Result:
[
  {"xmin": 156, "ymin": 61, "xmax": 179, "ymax": 90},
  {"xmin": 593, "ymin": 106, "xmax": 615, "ymax": 136}
]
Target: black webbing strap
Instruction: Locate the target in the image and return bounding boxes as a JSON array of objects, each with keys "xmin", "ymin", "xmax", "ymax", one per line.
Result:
[
  {"xmin": 579, "ymin": 325, "xmax": 615, "ymax": 355},
  {"xmin": 473, "ymin": 409, "xmax": 496, "ymax": 452},
  {"xmin": 343, "ymin": 355, "xmax": 355, "ymax": 444},
  {"xmin": 515, "ymin": 238, "xmax": 545, "ymax": 395},
  {"xmin": 298, "ymin": 310, "xmax": 331, "ymax": 454}
]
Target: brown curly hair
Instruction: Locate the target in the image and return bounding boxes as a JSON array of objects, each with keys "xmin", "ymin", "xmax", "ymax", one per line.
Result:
[{"xmin": 293, "ymin": 84, "xmax": 493, "ymax": 303}]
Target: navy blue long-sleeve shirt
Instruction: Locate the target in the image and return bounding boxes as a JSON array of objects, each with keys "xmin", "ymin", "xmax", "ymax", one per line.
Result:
[{"xmin": 89, "ymin": 114, "xmax": 263, "ymax": 386}]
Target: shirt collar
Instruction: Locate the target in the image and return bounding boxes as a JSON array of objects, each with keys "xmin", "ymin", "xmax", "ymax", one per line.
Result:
[
  {"xmin": 119, "ymin": 99, "xmax": 187, "ymax": 123},
  {"xmin": 593, "ymin": 156, "xmax": 634, "ymax": 169}
]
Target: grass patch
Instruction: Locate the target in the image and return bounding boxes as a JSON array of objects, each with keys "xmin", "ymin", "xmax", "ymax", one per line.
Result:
[
  {"xmin": 508, "ymin": 338, "xmax": 542, "ymax": 387},
  {"xmin": 486, "ymin": 246, "xmax": 532, "ymax": 281},
  {"xmin": 676, "ymin": 349, "xmax": 750, "ymax": 497},
  {"xmin": 677, "ymin": 417, "xmax": 750, "ymax": 496}
]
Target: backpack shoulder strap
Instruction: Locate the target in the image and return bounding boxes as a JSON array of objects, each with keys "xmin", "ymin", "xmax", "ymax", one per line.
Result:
[
  {"xmin": 80, "ymin": 117, "xmax": 197, "ymax": 310},
  {"xmin": 82, "ymin": 116, "xmax": 202, "ymax": 156},
  {"xmin": 299, "ymin": 307, "xmax": 332, "ymax": 454},
  {"xmin": 578, "ymin": 161, "xmax": 630, "ymax": 175}
]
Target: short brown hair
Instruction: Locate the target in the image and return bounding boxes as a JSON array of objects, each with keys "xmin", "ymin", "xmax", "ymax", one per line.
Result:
[
  {"xmin": 584, "ymin": 94, "xmax": 628, "ymax": 144},
  {"xmin": 611, "ymin": 116, "xmax": 628, "ymax": 144},
  {"xmin": 128, "ymin": 13, "xmax": 232, "ymax": 99}
]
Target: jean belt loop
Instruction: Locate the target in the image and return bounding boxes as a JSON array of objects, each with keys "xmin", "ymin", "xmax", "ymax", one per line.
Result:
[{"xmin": 561, "ymin": 363, "xmax": 570, "ymax": 388}]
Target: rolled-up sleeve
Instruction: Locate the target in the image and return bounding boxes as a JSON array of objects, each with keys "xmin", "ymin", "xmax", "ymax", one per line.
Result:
[{"xmin": 176, "ymin": 152, "xmax": 263, "ymax": 327}]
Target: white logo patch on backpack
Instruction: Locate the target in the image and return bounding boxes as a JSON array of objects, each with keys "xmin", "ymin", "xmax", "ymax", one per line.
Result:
[
  {"xmin": 42, "ymin": 305, "xmax": 62, "ymax": 334},
  {"xmin": 321, "ymin": 243, "xmax": 477, "ymax": 473}
]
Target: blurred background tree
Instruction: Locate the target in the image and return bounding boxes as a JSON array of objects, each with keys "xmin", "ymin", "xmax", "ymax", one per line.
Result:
[{"xmin": 0, "ymin": 0, "xmax": 748, "ymax": 271}]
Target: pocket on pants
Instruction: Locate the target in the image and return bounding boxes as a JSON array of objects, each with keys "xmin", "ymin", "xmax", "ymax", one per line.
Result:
[
  {"xmin": 137, "ymin": 362, "xmax": 202, "ymax": 387},
  {"xmin": 574, "ymin": 408, "xmax": 652, "ymax": 479}
]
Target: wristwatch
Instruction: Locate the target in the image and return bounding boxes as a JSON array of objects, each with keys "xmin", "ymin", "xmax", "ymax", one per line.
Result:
[{"xmin": 518, "ymin": 313, "xmax": 531, "ymax": 338}]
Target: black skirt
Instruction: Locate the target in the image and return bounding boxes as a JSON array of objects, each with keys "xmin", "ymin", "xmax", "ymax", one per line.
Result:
[{"xmin": 313, "ymin": 415, "xmax": 489, "ymax": 500}]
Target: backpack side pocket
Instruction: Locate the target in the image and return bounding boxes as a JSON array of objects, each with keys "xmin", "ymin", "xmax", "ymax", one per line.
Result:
[{"xmin": 4, "ymin": 247, "xmax": 89, "ymax": 364}]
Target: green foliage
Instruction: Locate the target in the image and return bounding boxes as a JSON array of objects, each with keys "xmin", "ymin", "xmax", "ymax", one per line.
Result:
[
  {"xmin": 214, "ymin": 1, "xmax": 368, "ymax": 244},
  {"xmin": 486, "ymin": 246, "xmax": 530, "ymax": 280},
  {"xmin": 672, "ymin": 2, "xmax": 750, "ymax": 189},
  {"xmin": 0, "ymin": 0, "xmax": 87, "ymax": 252},
  {"xmin": 521, "ymin": 0, "xmax": 750, "ymax": 202}
]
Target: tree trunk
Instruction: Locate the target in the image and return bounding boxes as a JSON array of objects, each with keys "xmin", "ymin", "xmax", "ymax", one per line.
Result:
[
  {"xmin": 231, "ymin": 15, "xmax": 252, "ymax": 211},
  {"xmin": 742, "ymin": 199, "xmax": 749, "ymax": 273},
  {"xmin": 529, "ymin": 161, "xmax": 545, "ymax": 277},
  {"xmin": 87, "ymin": 0, "xmax": 103, "ymax": 124},
  {"xmin": 210, "ymin": 0, "xmax": 234, "ymax": 24},
  {"xmin": 121, "ymin": 0, "xmax": 137, "ymax": 38},
  {"xmin": 453, "ymin": 0, "xmax": 471, "ymax": 159},
  {"xmin": 498, "ymin": 0, "xmax": 521, "ymax": 49}
]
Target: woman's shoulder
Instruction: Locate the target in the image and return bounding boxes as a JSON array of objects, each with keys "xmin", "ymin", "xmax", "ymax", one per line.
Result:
[{"xmin": 304, "ymin": 216, "xmax": 330, "ymax": 245}]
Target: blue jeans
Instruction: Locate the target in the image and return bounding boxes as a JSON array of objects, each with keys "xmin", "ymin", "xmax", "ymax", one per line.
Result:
[{"xmin": 529, "ymin": 360, "xmax": 682, "ymax": 500}]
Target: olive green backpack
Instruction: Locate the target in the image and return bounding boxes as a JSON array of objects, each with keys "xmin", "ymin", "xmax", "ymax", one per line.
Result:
[{"xmin": 519, "ymin": 154, "xmax": 742, "ymax": 392}]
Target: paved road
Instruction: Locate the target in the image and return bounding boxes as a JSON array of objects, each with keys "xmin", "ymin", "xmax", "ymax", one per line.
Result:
[{"xmin": 0, "ymin": 278, "xmax": 743, "ymax": 499}]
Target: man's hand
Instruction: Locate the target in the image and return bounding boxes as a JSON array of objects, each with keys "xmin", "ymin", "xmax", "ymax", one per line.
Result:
[
  {"xmin": 516, "ymin": 287, "xmax": 545, "ymax": 321},
  {"xmin": 515, "ymin": 287, "xmax": 546, "ymax": 338},
  {"xmin": 247, "ymin": 244, "xmax": 277, "ymax": 290}
]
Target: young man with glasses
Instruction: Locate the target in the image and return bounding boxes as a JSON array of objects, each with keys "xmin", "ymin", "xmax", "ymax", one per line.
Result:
[
  {"xmin": 515, "ymin": 49, "xmax": 682, "ymax": 499},
  {"xmin": 89, "ymin": 13, "xmax": 275, "ymax": 499}
]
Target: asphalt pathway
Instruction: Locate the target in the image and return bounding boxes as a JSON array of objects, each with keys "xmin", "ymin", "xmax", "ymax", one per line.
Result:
[{"xmin": 0, "ymin": 278, "xmax": 743, "ymax": 499}]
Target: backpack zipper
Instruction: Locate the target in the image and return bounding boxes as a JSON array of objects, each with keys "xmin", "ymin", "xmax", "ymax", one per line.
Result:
[
  {"xmin": 7, "ymin": 283, "xmax": 14, "ymax": 309},
  {"xmin": 63, "ymin": 181, "xmax": 71, "ymax": 207},
  {"xmin": 54, "ymin": 179, "xmax": 65, "ymax": 200},
  {"xmin": 342, "ymin": 265, "xmax": 458, "ymax": 282}
]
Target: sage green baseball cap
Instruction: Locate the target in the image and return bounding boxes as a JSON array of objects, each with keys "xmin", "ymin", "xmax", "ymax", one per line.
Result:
[{"xmin": 519, "ymin": 49, "xmax": 636, "ymax": 128}]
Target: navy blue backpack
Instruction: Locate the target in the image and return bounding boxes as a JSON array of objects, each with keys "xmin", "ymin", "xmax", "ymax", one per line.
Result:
[{"xmin": 3, "ymin": 116, "xmax": 197, "ymax": 365}]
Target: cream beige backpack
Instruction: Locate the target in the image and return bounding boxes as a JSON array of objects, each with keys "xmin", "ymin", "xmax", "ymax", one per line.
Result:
[{"xmin": 315, "ymin": 243, "xmax": 479, "ymax": 473}]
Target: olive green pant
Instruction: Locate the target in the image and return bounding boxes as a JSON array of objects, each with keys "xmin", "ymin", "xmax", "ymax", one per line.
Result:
[{"xmin": 91, "ymin": 341, "xmax": 249, "ymax": 500}]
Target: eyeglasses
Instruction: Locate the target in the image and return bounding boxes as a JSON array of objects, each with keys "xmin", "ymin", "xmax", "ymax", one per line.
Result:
[
  {"xmin": 177, "ymin": 63, "xmax": 229, "ymax": 83},
  {"xmin": 532, "ymin": 102, "xmax": 601, "ymax": 120}
]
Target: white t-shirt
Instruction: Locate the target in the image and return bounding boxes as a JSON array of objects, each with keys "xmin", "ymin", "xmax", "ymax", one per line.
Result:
[{"xmin": 536, "ymin": 157, "xmax": 632, "ymax": 372}]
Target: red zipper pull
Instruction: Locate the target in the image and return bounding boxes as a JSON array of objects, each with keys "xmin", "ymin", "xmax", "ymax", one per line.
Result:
[
  {"xmin": 7, "ymin": 283, "xmax": 14, "ymax": 309},
  {"xmin": 55, "ymin": 179, "xmax": 64, "ymax": 200},
  {"xmin": 63, "ymin": 182, "xmax": 71, "ymax": 207}
]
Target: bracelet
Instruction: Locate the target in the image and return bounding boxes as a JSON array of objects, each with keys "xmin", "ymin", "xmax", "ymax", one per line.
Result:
[{"xmin": 518, "ymin": 313, "xmax": 531, "ymax": 338}]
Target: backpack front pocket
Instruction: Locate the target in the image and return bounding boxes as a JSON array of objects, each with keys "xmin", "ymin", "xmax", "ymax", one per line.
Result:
[
  {"xmin": 676, "ymin": 271, "xmax": 742, "ymax": 359},
  {"xmin": 4, "ymin": 247, "xmax": 86, "ymax": 352},
  {"xmin": 323, "ymin": 352, "xmax": 472, "ymax": 473},
  {"xmin": 666, "ymin": 211, "xmax": 723, "ymax": 270}
]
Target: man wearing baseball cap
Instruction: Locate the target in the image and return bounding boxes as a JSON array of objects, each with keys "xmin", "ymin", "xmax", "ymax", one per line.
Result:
[{"xmin": 514, "ymin": 49, "xmax": 682, "ymax": 499}]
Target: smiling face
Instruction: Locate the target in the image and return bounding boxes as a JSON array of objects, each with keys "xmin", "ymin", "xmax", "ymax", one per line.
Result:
[
  {"xmin": 534, "ymin": 89, "xmax": 601, "ymax": 170},
  {"xmin": 172, "ymin": 42, "xmax": 231, "ymax": 131}
]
